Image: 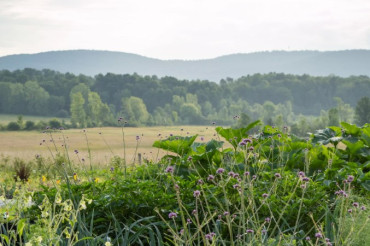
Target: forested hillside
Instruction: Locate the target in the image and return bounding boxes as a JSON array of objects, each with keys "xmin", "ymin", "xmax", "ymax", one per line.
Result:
[
  {"xmin": 0, "ymin": 68, "xmax": 369, "ymax": 133},
  {"xmin": 1, "ymin": 50, "xmax": 370, "ymax": 81}
]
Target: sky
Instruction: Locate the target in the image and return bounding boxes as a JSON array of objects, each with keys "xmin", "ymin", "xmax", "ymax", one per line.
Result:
[{"xmin": 0, "ymin": 0, "xmax": 369, "ymax": 60}]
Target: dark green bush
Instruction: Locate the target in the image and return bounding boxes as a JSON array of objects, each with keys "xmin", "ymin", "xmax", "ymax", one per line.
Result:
[
  {"xmin": 24, "ymin": 120, "xmax": 36, "ymax": 130},
  {"xmin": 7, "ymin": 121, "xmax": 21, "ymax": 131}
]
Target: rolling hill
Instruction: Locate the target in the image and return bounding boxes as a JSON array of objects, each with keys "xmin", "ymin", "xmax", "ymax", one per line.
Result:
[{"xmin": 0, "ymin": 49, "xmax": 369, "ymax": 81}]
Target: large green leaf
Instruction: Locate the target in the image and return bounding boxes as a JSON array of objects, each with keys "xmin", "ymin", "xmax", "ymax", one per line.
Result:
[
  {"xmin": 152, "ymin": 135, "xmax": 198, "ymax": 156},
  {"xmin": 215, "ymin": 120, "xmax": 261, "ymax": 148},
  {"xmin": 311, "ymin": 128, "xmax": 342, "ymax": 146},
  {"xmin": 341, "ymin": 122, "xmax": 362, "ymax": 136}
]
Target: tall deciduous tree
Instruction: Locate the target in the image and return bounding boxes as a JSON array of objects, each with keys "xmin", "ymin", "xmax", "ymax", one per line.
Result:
[
  {"xmin": 355, "ymin": 97, "xmax": 370, "ymax": 126},
  {"xmin": 70, "ymin": 92, "xmax": 86, "ymax": 127}
]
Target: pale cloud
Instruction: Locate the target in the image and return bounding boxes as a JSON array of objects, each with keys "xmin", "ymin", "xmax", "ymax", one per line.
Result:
[{"xmin": 0, "ymin": 0, "xmax": 369, "ymax": 59}]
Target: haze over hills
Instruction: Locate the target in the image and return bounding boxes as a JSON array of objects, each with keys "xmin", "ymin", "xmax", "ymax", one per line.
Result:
[{"xmin": 0, "ymin": 49, "xmax": 369, "ymax": 81}]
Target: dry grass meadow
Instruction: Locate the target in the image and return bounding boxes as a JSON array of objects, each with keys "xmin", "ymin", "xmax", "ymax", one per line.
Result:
[{"xmin": 0, "ymin": 126, "xmax": 220, "ymax": 166}]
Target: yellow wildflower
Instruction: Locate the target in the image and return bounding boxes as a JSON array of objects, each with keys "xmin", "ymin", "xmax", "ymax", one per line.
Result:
[
  {"xmin": 56, "ymin": 179, "xmax": 61, "ymax": 184},
  {"xmin": 42, "ymin": 176, "xmax": 46, "ymax": 182}
]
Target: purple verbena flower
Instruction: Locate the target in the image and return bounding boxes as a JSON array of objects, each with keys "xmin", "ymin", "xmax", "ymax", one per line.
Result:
[
  {"xmin": 165, "ymin": 166, "xmax": 174, "ymax": 173},
  {"xmin": 168, "ymin": 212, "xmax": 178, "ymax": 219},
  {"xmin": 347, "ymin": 175, "xmax": 354, "ymax": 182},
  {"xmin": 315, "ymin": 232, "xmax": 323, "ymax": 238},
  {"xmin": 274, "ymin": 173, "xmax": 281, "ymax": 178},
  {"xmin": 246, "ymin": 229, "xmax": 254, "ymax": 233},
  {"xmin": 207, "ymin": 175, "xmax": 215, "ymax": 181},
  {"xmin": 193, "ymin": 190, "xmax": 201, "ymax": 197},
  {"xmin": 216, "ymin": 168, "xmax": 225, "ymax": 174},
  {"xmin": 262, "ymin": 193, "xmax": 269, "ymax": 198}
]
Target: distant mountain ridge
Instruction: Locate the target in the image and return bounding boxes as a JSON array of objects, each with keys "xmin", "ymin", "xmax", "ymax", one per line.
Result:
[{"xmin": 0, "ymin": 49, "xmax": 369, "ymax": 81}]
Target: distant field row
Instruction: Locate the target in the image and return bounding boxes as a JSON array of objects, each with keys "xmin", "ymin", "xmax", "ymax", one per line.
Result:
[
  {"xmin": 0, "ymin": 114, "xmax": 70, "ymax": 124},
  {"xmin": 0, "ymin": 125, "xmax": 219, "ymax": 165}
]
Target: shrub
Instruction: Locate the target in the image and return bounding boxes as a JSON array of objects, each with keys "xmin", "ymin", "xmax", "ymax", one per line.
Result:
[
  {"xmin": 24, "ymin": 120, "xmax": 36, "ymax": 130},
  {"xmin": 48, "ymin": 118, "xmax": 62, "ymax": 129},
  {"xmin": 7, "ymin": 121, "xmax": 21, "ymax": 131}
]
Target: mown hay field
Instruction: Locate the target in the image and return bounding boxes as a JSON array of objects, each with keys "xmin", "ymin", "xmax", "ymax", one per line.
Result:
[{"xmin": 0, "ymin": 126, "xmax": 219, "ymax": 165}]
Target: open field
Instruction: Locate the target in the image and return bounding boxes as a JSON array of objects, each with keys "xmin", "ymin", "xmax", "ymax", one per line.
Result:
[
  {"xmin": 0, "ymin": 114, "xmax": 70, "ymax": 124},
  {"xmin": 0, "ymin": 125, "xmax": 219, "ymax": 165}
]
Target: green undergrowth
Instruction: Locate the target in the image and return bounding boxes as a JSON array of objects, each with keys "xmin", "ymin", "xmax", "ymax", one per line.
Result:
[{"xmin": 0, "ymin": 121, "xmax": 369, "ymax": 245}]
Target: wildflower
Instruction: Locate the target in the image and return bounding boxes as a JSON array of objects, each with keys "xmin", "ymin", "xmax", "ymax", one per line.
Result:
[
  {"xmin": 81, "ymin": 158, "xmax": 85, "ymax": 162},
  {"xmin": 353, "ymin": 202, "xmax": 359, "ymax": 207},
  {"xmin": 233, "ymin": 184, "xmax": 240, "ymax": 189},
  {"xmin": 252, "ymin": 175, "xmax": 257, "ymax": 179},
  {"xmin": 315, "ymin": 232, "xmax": 323, "ymax": 238},
  {"xmin": 42, "ymin": 175, "xmax": 46, "ymax": 182},
  {"xmin": 197, "ymin": 179, "xmax": 204, "ymax": 185},
  {"xmin": 216, "ymin": 168, "xmax": 225, "ymax": 174},
  {"xmin": 298, "ymin": 171, "xmax": 305, "ymax": 177},
  {"xmin": 79, "ymin": 200, "xmax": 87, "ymax": 210},
  {"xmin": 302, "ymin": 177, "xmax": 310, "ymax": 182},
  {"xmin": 361, "ymin": 205, "xmax": 366, "ymax": 210},
  {"xmin": 306, "ymin": 236, "xmax": 311, "ymax": 241},
  {"xmin": 41, "ymin": 211, "xmax": 49, "ymax": 218},
  {"xmin": 207, "ymin": 175, "xmax": 215, "ymax": 181},
  {"xmin": 110, "ymin": 167, "xmax": 114, "ymax": 172},
  {"xmin": 36, "ymin": 236, "xmax": 42, "ymax": 243},
  {"xmin": 262, "ymin": 229, "xmax": 267, "ymax": 234},
  {"xmin": 246, "ymin": 229, "xmax": 254, "ymax": 233},
  {"xmin": 327, "ymin": 243, "xmax": 333, "ymax": 246},
  {"xmin": 73, "ymin": 173, "xmax": 78, "ymax": 181},
  {"xmin": 244, "ymin": 171, "xmax": 250, "ymax": 176},
  {"xmin": 192, "ymin": 209, "xmax": 197, "ymax": 215},
  {"xmin": 347, "ymin": 175, "xmax": 354, "ymax": 182},
  {"xmin": 223, "ymin": 211, "xmax": 230, "ymax": 216},
  {"xmin": 105, "ymin": 242, "xmax": 112, "ymax": 246},
  {"xmin": 187, "ymin": 156, "xmax": 193, "ymax": 161},
  {"xmin": 136, "ymin": 135, "xmax": 140, "ymax": 140},
  {"xmin": 193, "ymin": 190, "xmax": 201, "ymax": 197},
  {"xmin": 200, "ymin": 137, "xmax": 204, "ymax": 141},
  {"xmin": 348, "ymin": 209, "xmax": 353, "ymax": 213},
  {"xmin": 325, "ymin": 238, "xmax": 330, "ymax": 242},
  {"xmin": 179, "ymin": 229, "xmax": 184, "ymax": 235},
  {"xmin": 187, "ymin": 218, "xmax": 192, "ymax": 224},
  {"xmin": 265, "ymin": 217, "xmax": 271, "ymax": 223},
  {"xmin": 94, "ymin": 177, "xmax": 99, "ymax": 183},
  {"xmin": 249, "ymin": 146, "xmax": 254, "ymax": 151},
  {"xmin": 174, "ymin": 184, "xmax": 180, "ymax": 190},
  {"xmin": 168, "ymin": 212, "xmax": 178, "ymax": 219},
  {"xmin": 228, "ymin": 171, "xmax": 235, "ymax": 177},
  {"xmin": 165, "ymin": 166, "xmax": 174, "ymax": 173},
  {"xmin": 274, "ymin": 173, "xmax": 281, "ymax": 178},
  {"xmin": 74, "ymin": 149, "xmax": 78, "ymax": 154},
  {"xmin": 205, "ymin": 232, "xmax": 216, "ymax": 240},
  {"xmin": 262, "ymin": 193, "xmax": 269, "ymax": 198}
]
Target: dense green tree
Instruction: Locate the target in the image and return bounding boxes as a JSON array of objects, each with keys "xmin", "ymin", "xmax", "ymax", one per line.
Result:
[
  {"xmin": 70, "ymin": 92, "xmax": 86, "ymax": 127},
  {"xmin": 355, "ymin": 97, "xmax": 370, "ymax": 126}
]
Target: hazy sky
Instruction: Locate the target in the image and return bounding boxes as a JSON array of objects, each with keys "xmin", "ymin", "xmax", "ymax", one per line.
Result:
[{"xmin": 1, "ymin": 0, "xmax": 369, "ymax": 59}]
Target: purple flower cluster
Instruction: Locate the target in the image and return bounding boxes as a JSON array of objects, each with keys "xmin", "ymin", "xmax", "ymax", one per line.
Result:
[
  {"xmin": 168, "ymin": 212, "xmax": 177, "ymax": 219},
  {"xmin": 193, "ymin": 190, "xmax": 201, "ymax": 197},
  {"xmin": 165, "ymin": 166, "xmax": 174, "ymax": 173},
  {"xmin": 205, "ymin": 232, "xmax": 216, "ymax": 240}
]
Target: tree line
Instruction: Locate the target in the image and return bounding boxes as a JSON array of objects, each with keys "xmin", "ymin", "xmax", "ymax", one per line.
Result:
[{"xmin": 0, "ymin": 69, "xmax": 369, "ymax": 134}]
